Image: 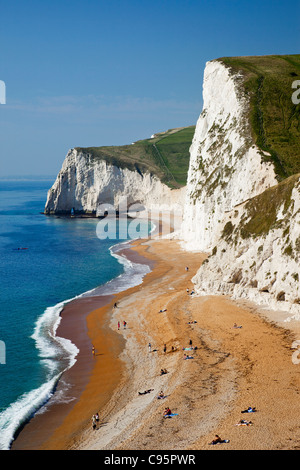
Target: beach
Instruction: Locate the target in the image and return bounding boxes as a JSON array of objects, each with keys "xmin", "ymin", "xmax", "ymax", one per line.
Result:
[{"xmin": 12, "ymin": 236, "xmax": 300, "ymax": 451}]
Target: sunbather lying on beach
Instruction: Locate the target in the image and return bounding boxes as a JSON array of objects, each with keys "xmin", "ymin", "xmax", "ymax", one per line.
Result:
[
  {"xmin": 209, "ymin": 435, "xmax": 229, "ymax": 445},
  {"xmin": 138, "ymin": 389, "xmax": 154, "ymax": 395},
  {"xmin": 233, "ymin": 323, "xmax": 242, "ymax": 329},
  {"xmin": 187, "ymin": 321, "xmax": 197, "ymax": 324},
  {"xmin": 241, "ymin": 406, "xmax": 257, "ymax": 413},
  {"xmin": 183, "ymin": 354, "xmax": 194, "ymax": 359},
  {"xmin": 235, "ymin": 419, "xmax": 253, "ymax": 426},
  {"xmin": 160, "ymin": 368, "xmax": 168, "ymax": 375},
  {"xmin": 158, "ymin": 308, "xmax": 167, "ymax": 313}
]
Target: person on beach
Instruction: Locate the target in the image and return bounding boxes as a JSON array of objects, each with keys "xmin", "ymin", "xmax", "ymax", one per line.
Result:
[
  {"xmin": 160, "ymin": 368, "xmax": 168, "ymax": 375},
  {"xmin": 235, "ymin": 419, "xmax": 253, "ymax": 426},
  {"xmin": 163, "ymin": 407, "xmax": 172, "ymax": 416},
  {"xmin": 138, "ymin": 389, "xmax": 154, "ymax": 395},
  {"xmin": 158, "ymin": 390, "xmax": 166, "ymax": 399},
  {"xmin": 183, "ymin": 354, "xmax": 193, "ymax": 359},
  {"xmin": 123, "ymin": 321, "xmax": 127, "ymax": 329},
  {"xmin": 114, "ymin": 302, "xmax": 118, "ymax": 308},
  {"xmin": 148, "ymin": 343, "xmax": 152, "ymax": 353},
  {"xmin": 92, "ymin": 346, "xmax": 95, "ymax": 356},
  {"xmin": 163, "ymin": 344, "xmax": 167, "ymax": 354},
  {"xmin": 209, "ymin": 435, "xmax": 229, "ymax": 445},
  {"xmin": 118, "ymin": 321, "xmax": 120, "ymax": 330},
  {"xmin": 92, "ymin": 415, "xmax": 97, "ymax": 430},
  {"xmin": 241, "ymin": 406, "xmax": 257, "ymax": 413}
]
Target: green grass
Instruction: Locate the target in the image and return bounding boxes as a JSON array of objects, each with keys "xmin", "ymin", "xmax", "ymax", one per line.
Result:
[
  {"xmin": 238, "ymin": 173, "xmax": 299, "ymax": 239},
  {"xmin": 217, "ymin": 54, "xmax": 300, "ymax": 180},
  {"xmin": 75, "ymin": 126, "xmax": 195, "ymax": 189}
]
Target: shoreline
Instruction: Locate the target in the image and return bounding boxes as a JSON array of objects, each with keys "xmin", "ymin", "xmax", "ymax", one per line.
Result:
[
  {"xmin": 12, "ymin": 236, "xmax": 300, "ymax": 450},
  {"xmin": 11, "ymin": 237, "xmax": 155, "ymax": 450}
]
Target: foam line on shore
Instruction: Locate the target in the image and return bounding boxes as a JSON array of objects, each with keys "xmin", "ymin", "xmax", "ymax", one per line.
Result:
[{"xmin": 6, "ymin": 237, "xmax": 154, "ymax": 450}]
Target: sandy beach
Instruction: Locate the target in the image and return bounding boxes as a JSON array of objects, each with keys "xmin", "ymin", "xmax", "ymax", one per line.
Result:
[{"xmin": 12, "ymin": 236, "xmax": 300, "ymax": 451}]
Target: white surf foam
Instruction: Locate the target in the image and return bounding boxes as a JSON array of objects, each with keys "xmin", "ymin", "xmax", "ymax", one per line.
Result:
[{"xmin": 0, "ymin": 228, "xmax": 154, "ymax": 450}]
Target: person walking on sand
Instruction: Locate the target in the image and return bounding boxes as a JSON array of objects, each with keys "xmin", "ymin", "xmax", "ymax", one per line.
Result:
[
  {"xmin": 92, "ymin": 415, "xmax": 97, "ymax": 430},
  {"xmin": 92, "ymin": 346, "xmax": 95, "ymax": 356},
  {"xmin": 148, "ymin": 343, "xmax": 152, "ymax": 353},
  {"xmin": 123, "ymin": 321, "xmax": 127, "ymax": 329},
  {"xmin": 118, "ymin": 321, "xmax": 120, "ymax": 330},
  {"xmin": 163, "ymin": 344, "xmax": 167, "ymax": 354}
]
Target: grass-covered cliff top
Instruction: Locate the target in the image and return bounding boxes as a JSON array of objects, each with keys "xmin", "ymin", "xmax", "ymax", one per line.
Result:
[
  {"xmin": 75, "ymin": 126, "xmax": 195, "ymax": 189},
  {"xmin": 217, "ymin": 54, "xmax": 300, "ymax": 180}
]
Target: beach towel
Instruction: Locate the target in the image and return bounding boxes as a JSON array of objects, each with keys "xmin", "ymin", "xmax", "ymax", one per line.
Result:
[{"xmin": 164, "ymin": 413, "xmax": 178, "ymax": 418}]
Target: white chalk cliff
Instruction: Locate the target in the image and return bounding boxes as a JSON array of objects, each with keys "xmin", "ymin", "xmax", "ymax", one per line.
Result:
[
  {"xmin": 181, "ymin": 60, "xmax": 278, "ymax": 251},
  {"xmin": 180, "ymin": 60, "xmax": 300, "ymax": 317},
  {"xmin": 45, "ymin": 149, "xmax": 185, "ymax": 216},
  {"xmin": 192, "ymin": 174, "xmax": 300, "ymax": 317},
  {"xmin": 45, "ymin": 58, "xmax": 299, "ymax": 316}
]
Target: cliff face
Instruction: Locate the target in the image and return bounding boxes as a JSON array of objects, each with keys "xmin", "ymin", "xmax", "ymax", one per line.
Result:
[
  {"xmin": 181, "ymin": 58, "xmax": 300, "ymax": 316},
  {"xmin": 45, "ymin": 148, "xmax": 185, "ymax": 215},
  {"xmin": 192, "ymin": 174, "xmax": 300, "ymax": 316},
  {"xmin": 181, "ymin": 60, "xmax": 277, "ymax": 251},
  {"xmin": 45, "ymin": 55, "xmax": 300, "ymax": 315}
]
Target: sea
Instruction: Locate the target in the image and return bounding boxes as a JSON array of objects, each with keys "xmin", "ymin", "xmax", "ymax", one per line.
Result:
[{"xmin": 0, "ymin": 178, "xmax": 152, "ymax": 450}]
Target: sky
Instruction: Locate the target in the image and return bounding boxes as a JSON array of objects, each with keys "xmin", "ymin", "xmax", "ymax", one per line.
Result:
[{"xmin": 0, "ymin": 0, "xmax": 299, "ymax": 177}]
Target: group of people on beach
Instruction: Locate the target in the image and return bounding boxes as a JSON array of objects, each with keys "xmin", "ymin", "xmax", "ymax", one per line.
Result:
[
  {"xmin": 208, "ymin": 407, "xmax": 257, "ymax": 443},
  {"xmin": 117, "ymin": 320, "xmax": 127, "ymax": 330}
]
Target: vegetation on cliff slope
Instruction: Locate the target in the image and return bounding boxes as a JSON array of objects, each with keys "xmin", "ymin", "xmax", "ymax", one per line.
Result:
[
  {"xmin": 218, "ymin": 54, "xmax": 300, "ymax": 180},
  {"xmin": 221, "ymin": 173, "xmax": 300, "ymax": 260},
  {"xmin": 75, "ymin": 126, "xmax": 195, "ymax": 189}
]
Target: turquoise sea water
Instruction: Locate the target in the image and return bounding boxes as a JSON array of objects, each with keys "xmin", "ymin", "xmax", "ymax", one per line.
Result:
[{"xmin": 0, "ymin": 179, "xmax": 151, "ymax": 450}]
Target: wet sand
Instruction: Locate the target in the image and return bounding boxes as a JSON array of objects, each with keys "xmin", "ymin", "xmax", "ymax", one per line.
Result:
[
  {"xmin": 12, "ymin": 237, "xmax": 300, "ymax": 450},
  {"xmin": 11, "ymin": 240, "xmax": 154, "ymax": 450}
]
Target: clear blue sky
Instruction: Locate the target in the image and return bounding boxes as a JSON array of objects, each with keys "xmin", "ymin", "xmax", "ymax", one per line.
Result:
[{"xmin": 1, "ymin": 0, "xmax": 299, "ymax": 177}]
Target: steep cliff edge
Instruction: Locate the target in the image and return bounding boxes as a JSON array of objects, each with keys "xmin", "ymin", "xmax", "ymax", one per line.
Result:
[
  {"xmin": 182, "ymin": 55, "xmax": 300, "ymax": 315},
  {"xmin": 193, "ymin": 174, "xmax": 300, "ymax": 316},
  {"xmin": 181, "ymin": 59, "xmax": 278, "ymax": 251},
  {"xmin": 44, "ymin": 127, "xmax": 194, "ymax": 215}
]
